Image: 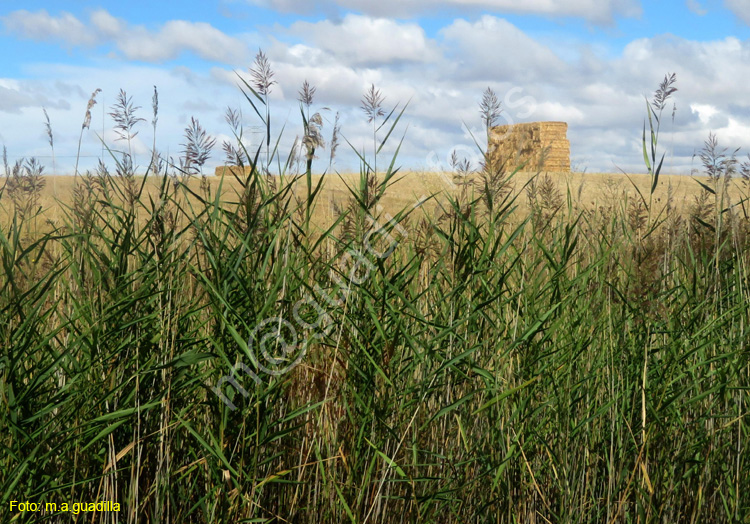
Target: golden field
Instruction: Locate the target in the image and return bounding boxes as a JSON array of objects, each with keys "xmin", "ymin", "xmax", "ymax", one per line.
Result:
[{"xmin": 2, "ymin": 169, "xmax": 747, "ymax": 232}]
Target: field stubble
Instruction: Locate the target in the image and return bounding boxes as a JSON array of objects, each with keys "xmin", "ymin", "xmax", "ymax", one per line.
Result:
[{"xmin": 4, "ymin": 169, "xmax": 745, "ymax": 233}]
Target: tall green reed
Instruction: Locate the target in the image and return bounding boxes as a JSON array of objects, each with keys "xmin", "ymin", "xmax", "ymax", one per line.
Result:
[{"xmin": 1, "ymin": 68, "xmax": 748, "ymax": 524}]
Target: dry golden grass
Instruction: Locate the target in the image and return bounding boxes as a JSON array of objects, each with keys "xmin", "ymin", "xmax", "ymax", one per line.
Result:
[{"xmin": 2, "ymin": 170, "xmax": 747, "ymax": 233}]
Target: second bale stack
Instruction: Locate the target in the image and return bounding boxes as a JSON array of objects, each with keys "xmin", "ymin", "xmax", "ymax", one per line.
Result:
[{"xmin": 487, "ymin": 121, "xmax": 570, "ymax": 173}]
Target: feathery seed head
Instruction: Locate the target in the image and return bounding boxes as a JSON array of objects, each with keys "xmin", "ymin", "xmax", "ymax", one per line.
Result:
[
  {"xmin": 250, "ymin": 49, "xmax": 276, "ymax": 97},
  {"xmin": 82, "ymin": 88, "xmax": 102, "ymax": 130},
  {"xmin": 152, "ymin": 85, "xmax": 159, "ymax": 128},
  {"xmin": 109, "ymin": 89, "xmax": 145, "ymax": 142},
  {"xmin": 43, "ymin": 108, "xmax": 53, "ymax": 149},
  {"xmin": 361, "ymin": 84, "xmax": 385, "ymax": 123},
  {"xmin": 652, "ymin": 73, "xmax": 677, "ymax": 113},
  {"xmin": 479, "ymin": 87, "xmax": 502, "ymax": 131},
  {"xmin": 298, "ymin": 80, "xmax": 316, "ymax": 108}
]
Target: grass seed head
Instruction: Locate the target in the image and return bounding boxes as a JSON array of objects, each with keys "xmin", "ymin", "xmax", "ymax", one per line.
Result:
[
  {"xmin": 251, "ymin": 49, "xmax": 276, "ymax": 97},
  {"xmin": 43, "ymin": 108, "xmax": 53, "ymax": 149},
  {"xmin": 361, "ymin": 84, "xmax": 385, "ymax": 123},
  {"xmin": 181, "ymin": 117, "xmax": 216, "ymax": 175},
  {"xmin": 652, "ymin": 72, "xmax": 678, "ymax": 113},
  {"xmin": 479, "ymin": 86, "xmax": 502, "ymax": 132},
  {"xmin": 109, "ymin": 89, "xmax": 145, "ymax": 142},
  {"xmin": 329, "ymin": 112, "xmax": 341, "ymax": 169},
  {"xmin": 152, "ymin": 85, "xmax": 159, "ymax": 128},
  {"xmin": 298, "ymin": 80, "xmax": 316, "ymax": 108},
  {"xmin": 82, "ymin": 88, "xmax": 102, "ymax": 130}
]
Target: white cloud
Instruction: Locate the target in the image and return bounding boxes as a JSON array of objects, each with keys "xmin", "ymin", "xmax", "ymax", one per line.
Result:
[
  {"xmin": 0, "ymin": 85, "xmax": 46, "ymax": 114},
  {"xmin": 618, "ymin": 36, "xmax": 750, "ymax": 101},
  {"xmin": 270, "ymin": 61, "xmax": 373, "ymax": 105},
  {"xmin": 725, "ymin": 0, "xmax": 750, "ymax": 24},
  {"xmin": 6, "ymin": 10, "xmax": 750, "ymax": 176},
  {"xmin": 90, "ymin": 9, "xmax": 124, "ymax": 37},
  {"xmin": 115, "ymin": 20, "xmax": 248, "ymax": 63},
  {"xmin": 2, "ymin": 9, "xmax": 98, "ymax": 46},
  {"xmin": 2, "ymin": 9, "xmax": 248, "ymax": 64},
  {"xmin": 440, "ymin": 16, "xmax": 569, "ymax": 83},
  {"xmin": 249, "ymin": 0, "xmax": 641, "ymax": 24},
  {"xmin": 691, "ymin": 104, "xmax": 718, "ymax": 124},
  {"xmin": 723, "ymin": 117, "xmax": 750, "ymax": 145},
  {"xmin": 532, "ymin": 101, "xmax": 586, "ymax": 123},
  {"xmin": 0, "ymin": 79, "xmax": 71, "ymax": 114},
  {"xmin": 287, "ymin": 15, "xmax": 440, "ymax": 66},
  {"xmin": 686, "ymin": 0, "xmax": 708, "ymax": 15}
]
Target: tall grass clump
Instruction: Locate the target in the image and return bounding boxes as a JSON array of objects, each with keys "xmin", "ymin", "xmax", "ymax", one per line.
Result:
[{"xmin": 1, "ymin": 67, "xmax": 749, "ymax": 524}]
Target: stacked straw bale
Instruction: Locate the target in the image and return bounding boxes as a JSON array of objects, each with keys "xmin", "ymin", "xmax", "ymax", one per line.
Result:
[{"xmin": 487, "ymin": 121, "xmax": 570, "ymax": 172}]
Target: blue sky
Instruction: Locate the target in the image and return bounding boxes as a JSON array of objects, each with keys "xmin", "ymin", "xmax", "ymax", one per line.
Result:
[{"xmin": 2, "ymin": 0, "xmax": 750, "ymax": 175}]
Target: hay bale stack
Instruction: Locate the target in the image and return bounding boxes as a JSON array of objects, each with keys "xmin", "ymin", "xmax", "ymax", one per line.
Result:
[{"xmin": 488, "ymin": 121, "xmax": 570, "ymax": 172}]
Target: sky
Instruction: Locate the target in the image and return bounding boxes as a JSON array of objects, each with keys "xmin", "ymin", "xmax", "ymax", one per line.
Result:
[{"xmin": 2, "ymin": 0, "xmax": 750, "ymax": 176}]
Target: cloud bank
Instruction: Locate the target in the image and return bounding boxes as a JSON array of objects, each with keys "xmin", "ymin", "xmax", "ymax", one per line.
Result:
[{"xmin": 3, "ymin": 6, "xmax": 750, "ymax": 176}]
